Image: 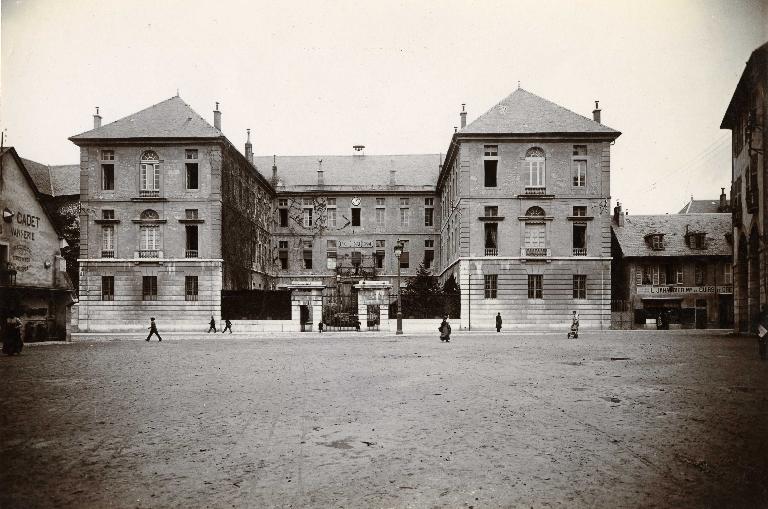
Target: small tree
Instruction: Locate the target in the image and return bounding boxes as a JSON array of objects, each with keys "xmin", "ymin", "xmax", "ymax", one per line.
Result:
[{"xmin": 401, "ymin": 261, "xmax": 441, "ymax": 318}]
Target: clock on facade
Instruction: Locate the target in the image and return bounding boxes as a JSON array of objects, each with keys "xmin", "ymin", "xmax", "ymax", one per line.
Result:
[{"xmin": 351, "ymin": 197, "xmax": 361, "ymax": 206}]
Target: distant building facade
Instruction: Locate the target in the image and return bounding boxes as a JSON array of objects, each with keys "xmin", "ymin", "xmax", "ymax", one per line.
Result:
[
  {"xmin": 721, "ymin": 41, "xmax": 767, "ymax": 332},
  {"xmin": 611, "ymin": 203, "xmax": 733, "ymax": 329},
  {"xmin": 0, "ymin": 147, "xmax": 74, "ymax": 340},
  {"xmin": 435, "ymin": 90, "xmax": 620, "ymax": 330},
  {"xmin": 70, "ymin": 99, "xmax": 274, "ymax": 331}
]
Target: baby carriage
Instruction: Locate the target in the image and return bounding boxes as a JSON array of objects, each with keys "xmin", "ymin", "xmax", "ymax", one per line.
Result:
[{"xmin": 567, "ymin": 313, "xmax": 579, "ymax": 339}]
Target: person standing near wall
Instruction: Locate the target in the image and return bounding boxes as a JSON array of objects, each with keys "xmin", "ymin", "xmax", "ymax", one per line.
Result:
[
  {"xmin": 207, "ymin": 316, "xmax": 217, "ymax": 333},
  {"xmin": 222, "ymin": 319, "xmax": 232, "ymax": 334},
  {"xmin": 439, "ymin": 316, "xmax": 451, "ymax": 342},
  {"xmin": 496, "ymin": 312, "xmax": 502, "ymax": 333},
  {"xmin": 146, "ymin": 317, "xmax": 162, "ymax": 342}
]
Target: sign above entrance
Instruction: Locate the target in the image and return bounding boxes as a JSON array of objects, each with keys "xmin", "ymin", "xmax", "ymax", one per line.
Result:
[
  {"xmin": 339, "ymin": 240, "xmax": 373, "ymax": 248},
  {"xmin": 637, "ymin": 285, "xmax": 732, "ymax": 295}
]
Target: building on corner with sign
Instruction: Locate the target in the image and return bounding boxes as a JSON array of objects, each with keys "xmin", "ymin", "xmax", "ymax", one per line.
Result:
[
  {"xmin": 0, "ymin": 147, "xmax": 75, "ymax": 341},
  {"xmin": 721, "ymin": 41, "xmax": 767, "ymax": 333},
  {"xmin": 611, "ymin": 203, "xmax": 733, "ymax": 329}
]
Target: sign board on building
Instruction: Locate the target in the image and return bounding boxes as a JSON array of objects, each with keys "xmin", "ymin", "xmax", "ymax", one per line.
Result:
[
  {"xmin": 637, "ymin": 285, "xmax": 733, "ymax": 295},
  {"xmin": 339, "ymin": 240, "xmax": 374, "ymax": 248}
]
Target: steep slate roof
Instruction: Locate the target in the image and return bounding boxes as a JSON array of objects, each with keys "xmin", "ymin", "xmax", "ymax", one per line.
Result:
[
  {"xmin": 612, "ymin": 214, "xmax": 732, "ymax": 258},
  {"xmin": 721, "ymin": 41, "xmax": 768, "ymax": 129},
  {"xmin": 252, "ymin": 154, "xmax": 441, "ymax": 191},
  {"xmin": 461, "ymin": 88, "xmax": 620, "ymax": 136},
  {"xmin": 70, "ymin": 96, "xmax": 223, "ymax": 141},
  {"xmin": 677, "ymin": 198, "xmax": 730, "ymax": 214},
  {"xmin": 49, "ymin": 164, "xmax": 81, "ymax": 196},
  {"xmin": 20, "ymin": 157, "xmax": 53, "ymax": 195}
]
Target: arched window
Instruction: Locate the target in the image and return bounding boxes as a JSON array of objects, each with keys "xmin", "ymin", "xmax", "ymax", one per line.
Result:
[
  {"xmin": 524, "ymin": 147, "xmax": 545, "ymax": 191},
  {"xmin": 525, "ymin": 206, "xmax": 546, "ymax": 216},
  {"xmin": 140, "ymin": 209, "xmax": 159, "ymax": 220},
  {"xmin": 140, "ymin": 151, "xmax": 160, "ymax": 196}
]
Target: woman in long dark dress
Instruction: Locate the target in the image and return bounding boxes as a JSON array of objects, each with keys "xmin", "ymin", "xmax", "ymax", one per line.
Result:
[{"xmin": 2, "ymin": 316, "xmax": 23, "ymax": 355}]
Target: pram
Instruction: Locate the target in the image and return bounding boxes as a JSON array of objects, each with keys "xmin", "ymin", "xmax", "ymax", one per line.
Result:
[{"xmin": 567, "ymin": 316, "xmax": 579, "ymax": 339}]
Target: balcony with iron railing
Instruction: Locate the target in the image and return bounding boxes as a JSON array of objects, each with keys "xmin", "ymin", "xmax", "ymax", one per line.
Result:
[
  {"xmin": 485, "ymin": 247, "xmax": 498, "ymax": 256},
  {"xmin": 101, "ymin": 250, "xmax": 115, "ymax": 258},
  {"xmin": 520, "ymin": 247, "xmax": 550, "ymax": 257},
  {"xmin": 138, "ymin": 250, "xmax": 160, "ymax": 259},
  {"xmin": 139, "ymin": 189, "xmax": 160, "ymax": 198},
  {"xmin": 572, "ymin": 248, "xmax": 587, "ymax": 256},
  {"xmin": 523, "ymin": 186, "xmax": 546, "ymax": 195},
  {"xmin": 185, "ymin": 249, "xmax": 199, "ymax": 258}
]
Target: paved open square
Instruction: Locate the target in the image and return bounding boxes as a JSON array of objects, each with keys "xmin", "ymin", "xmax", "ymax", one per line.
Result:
[{"xmin": 1, "ymin": 330, "xmax": 767, "ymax": 508}]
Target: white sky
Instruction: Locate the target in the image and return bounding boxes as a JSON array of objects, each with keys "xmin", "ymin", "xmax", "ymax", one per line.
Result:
[{"xmin": 2, "ymin": 0, "xmax": 766, "ymax": 214}]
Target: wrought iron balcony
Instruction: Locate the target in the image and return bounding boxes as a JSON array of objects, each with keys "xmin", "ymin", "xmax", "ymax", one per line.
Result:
[
  {"xmin": 520, "ymin": 247, "xmax": 550, "ymax": 257},
  {"xmin": 101, "ymin": 250, "xmax": 115, "ymax": 258},
  {"xmin": 138, "ymin": 250, "xmax": 160, "ymax": 258},
  {"xmin": 139, "ymin": 190, "xmax": 160, "ymax": 198},
  {"xmin": 524, "ymin": 186, "xmax": 546, "ymax": 195},
  {"xmin": 185, "ymin": 249, "xmax": 199, "ymax": 258},
  {"xmin": 572, "ymin": 248, "xmax": 587, "ymax": 256},
  {"xmin": 485, "ymin": 248, "xmax": 498, "ymax": 256}
]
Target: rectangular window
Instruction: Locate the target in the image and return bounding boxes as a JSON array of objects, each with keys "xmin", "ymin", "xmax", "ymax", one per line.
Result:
[
  {"xmin": 424, "ymin": 207, "xmax": 434, "ymax": 227},
  {"xmin": 279, "ymin": 250, "xmax": 288, "ymax": 269},
  {"xmin": 376, "ymin": 208, "xmax": 385, "ymax": 227},
  {"xmin": 484, "ymin": 145, "xmax": 498, "ymax": 157},
  {"xmin": 142, "ymin": 276, "xmax": 157, "ymax": 301},
  {"xmin": 101, "ymin": 276, "xmax": 114, "ymax": 301},
  {"xmin": 328, "ymin": 208, "xmax": 337, "ymax": 227},
  {"xmin": 400, "ymin": 198, "xmax": 409, "ymax": 206},
  {"xmin": 101, "ymin": 150, "xmax": 114, "ymax": 161},
  {"xmin": 303, "ymin": 208, "xmax": 313, "ymax": 227},
  {"xmin": 484, "ymin": 160, "xmax": 498, "ymax": 187},
  {"xmin": 424, "ymin": 198, "xmax": 434, "ymax": 206},
  {"xmin": 573, "ymin": 145, "xmax": 587, "ymax": 156},
  {"xmin": 186, "ymin": 163, "xmax": 199, "ymax": 189},
  {"xmin": 302, "ymin": 197, "xmax": 313, "ymax": 206},
  {"xmin": 695, "ymin": 264, "xmax": 706, "ymax": 286},
  {"xmin": 572, "ymin": 160, "xmax": 587, "ymax": 187},
  {"xmin": 185, "ymin": 209, "xmax": 198, "ymax": 219},
  {"xmin": 279, "ymin": 208, "xmax": 288, "ymax": 227},
  {"xmin": 424, "ymin": 249, "xmax": 434, "ymax": 268},
  {"xmin": 573, "ymin": 224, "xmax": 587, "ymax": 255},
  {"xmin": 376, "ymin": 197, "xmax": 386, "ymax": 207},
  {"xmin": 185, "ymin": 276, "xmax": 198, "ymax": 301},
  {"xmin": 351, "ymin": 208, "xmax": 361, "ymax": 226},
  {"xmin": 102, "ymin": 209, "xmax": 115, "ymax": 219},
  {"xmin": 278, "ymin": 198, "xmax": 288, "ymax": 207},
  {"xmin": 101, "ymin": 225, "xmax": 114, "ymax": 257},
  {"xmin": 326, "ymin": 198, "xmax": 336, "ymax": 207},
  {"xmin": 724, "ymin": 263, "xmax": 733, "ymax": 285},
  {"xmin": 140, "ymin": 226, "xmax": 159, "ymax": 251},
  {"xmin": 524, "ymin": 223, "xmax": 546, "ymax": 248},
  {"xmin": 326, "ymin": 252, "xmax": 337, "ymax": 269},
  {"xmin": 400, "ymin": 240, "xmax": 409, "ymax": 269},
  {"xmin": 303, "ymin": 249, "xmax": 313, "ymax": 269},
  {"xmin": 528, "ymin": 275, "xmax": 543, "ymax": 299},
  {"xmin": 484, "ymin": 274, "xmax": 498, "ymax": 299},
  {"xmin": 351, "ymin": 251, "xmax": 362, "ymax": 266},
  {"xmin": 400, "ymin": 207, "xmax": 409, "ymax": 227},
  {"xmin": 525, "ymin": 160, "xmax": 545, "ymax": 188},
  {"xmin": 140, "ymin": 163, "xmax": 160, "ymax": 191},
  {"xmin": 102, "ymin": 164, "xmax": 114, "ymax": 190},
  {"xmin": 185, "ymin": 149, "xmax": 198, "ymax": 160},
  {"xmin": 375, "ymin": 240, "xmax": 385, "ymax": 268},
  {"xmin": 484, "ymin": 223, "xmax": 498, "ymax": 255},
  {"xmin": 573, "ymin": 206, "xmax": 587, "ymax": 216},
  {"xmin": 185, "ymin": 225, "xmax": 198, "ymax": 257},
  {"xmin": 573, "ymin": 275, "xmax": 587, "ymax": 299},
  {"xmin": 484, "ymin": 206, "xmax": 498, "ymax": 217}
]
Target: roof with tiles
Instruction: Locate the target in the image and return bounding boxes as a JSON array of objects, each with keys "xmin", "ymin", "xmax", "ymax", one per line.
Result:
[
  {"xmin": 460, "ymin": 88, "xmax": 620, "ymax": 136},
  {"xmin": 70, "ymin": 96, "xmax": 223, "ymax": 141},
  {"xmin": 612, "ymin": 214, "xmax": 732, "ymax": 258},
  {"xmin": 19, "ymin": 158, "xmax": 79, "ymax": 197},
  {"xmin": 20, "ymin": 157, "xmax": 53, "ymax": 195},
  {"xmin": 252, "ymin": 154, "xmax": 441, "ymax": 191},
  {"xmin": 677, "ymin": 198, "xmax": 730, "ymax": 214}
]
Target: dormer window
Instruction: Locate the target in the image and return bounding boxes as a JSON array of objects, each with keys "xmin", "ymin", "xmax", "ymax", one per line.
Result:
[
  {"xmin": 645, "ymin": 234, "xmax": 665, "ymax": 250},
  {"xmin": 687, "ymin": 232, "xmax": 707, "ymax": 249}
]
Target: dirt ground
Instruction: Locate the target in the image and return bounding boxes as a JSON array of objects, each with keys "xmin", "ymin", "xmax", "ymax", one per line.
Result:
[{"xmin": 1, "ymin": 330, "xmax": 767, "ymax": 509}]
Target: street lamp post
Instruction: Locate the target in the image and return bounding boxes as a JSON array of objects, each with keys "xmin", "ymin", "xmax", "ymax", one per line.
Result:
[{"xmin": 394, "ymin": 241, "xmax": 404, "ymax": 335}]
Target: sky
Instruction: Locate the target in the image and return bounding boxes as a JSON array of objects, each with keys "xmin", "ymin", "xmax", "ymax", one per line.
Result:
[{"xmin": 1, "ymin": 0, "xmax": 767, "ymax": 214}]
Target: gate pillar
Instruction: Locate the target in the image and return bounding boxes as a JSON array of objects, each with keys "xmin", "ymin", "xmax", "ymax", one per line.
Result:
[
  {"xmin": 281, "ymin": 281, "xmax": 326, "ymax": 332},
  {"xmin": 353, "ymin": 280, "xmax": 391, "ymax": 331}
]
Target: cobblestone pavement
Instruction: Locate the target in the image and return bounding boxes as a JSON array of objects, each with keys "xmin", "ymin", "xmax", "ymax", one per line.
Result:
[{"xmin": 1, "ymin": 330, "xmax": 767, "ymax": 509}]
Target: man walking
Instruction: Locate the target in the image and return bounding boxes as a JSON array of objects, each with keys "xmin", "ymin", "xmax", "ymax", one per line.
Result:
[
  {"xmin": 495, "ymin": 312, "xmax": 502, "ymax": 333},
  {"xmin": 207, "ymin": 316, "xmax": 217, "ymax": 333},
  {"xmin": 146, "ymin": 317, "xmax": 162, "ymax": 342},
  {"xmin": 222, "ymin": 319, "xmax": 233, "ymax": 334}
]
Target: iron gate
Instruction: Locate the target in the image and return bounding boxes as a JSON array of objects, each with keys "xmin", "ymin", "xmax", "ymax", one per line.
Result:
[{"xmin": 322, "ymin": 284, "xmax": 359, "ymax": 331}]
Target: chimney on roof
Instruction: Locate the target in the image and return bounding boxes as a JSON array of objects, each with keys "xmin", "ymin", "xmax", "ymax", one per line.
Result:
[
  {"xmin": 460, "ymin": 104, "xmax": 467, "ymax": 129},
  {"xmin": 245, "ymin": 129, "xmax": 253, "ymax": 164},
  {"xmin": 389, "ymin": 168, "xmax": 396, "ymax": 186},
  {"xmin": 93, "ymin": 107, "xmax": 102, "ymax": 129},
  {"xmin": 213, "ymin": 102, "xmax": 222, "ymax": 130},
  {"xmin": 353, "ymin": 144, "xmax": 365, "ymax": 156},
  {"xmin": 592, "ymin": 101, "xmax": 601, "ymax": 124},
  {"xmin": 613, "ymin": 201, "xmax": 625, "ymax": 227},
  {"xmin": 317, "ymin": 159, "xmax": 324, "ymax": 186},
  {"xmin": 720, "ymin": 187, "xmax": 727, "ymax": 212},
  {"xmin": 271, "ymin": 155, "xmax": 278, "ymax": 186}
]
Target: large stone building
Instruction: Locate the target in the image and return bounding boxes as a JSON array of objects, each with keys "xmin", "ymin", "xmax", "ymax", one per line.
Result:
[
  {"xmin": 0, "ymin": 147, "xmax": 75, "ymax": 340},
  {"xmin": 70, "ymin": 98, "xmax": 274, "ymax": 331},
  {"xmin": 71, "ymin": 88, "xmax": 620, "ymax": 332},
  {"xmin": 722, "ymin": 41, "xmax": 767, "ymax": 332},
  {"xmin": 611, "ymin": 203, "xmax": 733, "ymax": 329},
  {"xmin": 435, "ymin": 89, "xmax": 620, "ymax": 330}
]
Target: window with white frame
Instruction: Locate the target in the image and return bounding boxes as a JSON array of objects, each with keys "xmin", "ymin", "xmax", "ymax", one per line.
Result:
[
  {"xmin": 140, "ymin": 225, "xmax": 159, "ymax": 251},
  {"xmin": 484, "ymin": 274, "xmax": 498, "ymax": 299},
  {"xmin": 724, "ymin": 263, "xmax": 732, "ymax": 285},
  {"xmin": 303, "ymin": 207, "xmax": 313, "ymax": 227},
  {"xmin": 528, "ymin": 274, "xmax": 543, "ymax": 299},
  {"xmin": 484, "ymin": 145, "xmax": 498, "ymax": 188},
  {"xmin": 572, "ymin": 160, "xmax": 587, "ymax": 187},
  {"xmin": 523, "ymin": 147, "xmax": 545, "ymax": 188},
  {"xmin": 400, "ymin": 206, "xmax": 409, "ymax": 227},
  {"xmin": 140, "ymin": 151, "xmax": 160, "ymax": 195},
  {"xmin": 573, "ymin": 275, "xmax": 587, "ymax": 299},
  {"xmin": 102, "ymin": 225, "xmax": 114, "ymax": 257}
]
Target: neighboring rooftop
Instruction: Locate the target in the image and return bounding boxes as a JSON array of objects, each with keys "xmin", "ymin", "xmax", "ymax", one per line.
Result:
[
  {"xmin": 70, "ymin": 96, "xmax": 223, "ymax": 141},
  {"xmin": 252, "ymin": 154, "xmax": 441, "ymax": 191},
  {"xmin": 460, "ymin": 88, "xmax": 621, "ymax": 136},
  {"xmin": 678, "ymin": 198, "xmax": 730, "ymax": 214},
  {"xmin": 721, "ymin": 41, "xmax": 768, "ymax": 129},
  {"xmin": 612, "ymin": 214, "xmax": 732, "ymax": 257},
  {"xmin": 20, "ymin": 158, "xmax": 79, "ymax": 197}
]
